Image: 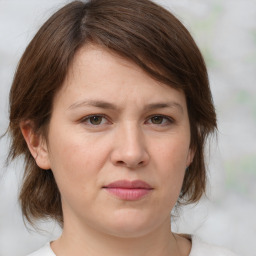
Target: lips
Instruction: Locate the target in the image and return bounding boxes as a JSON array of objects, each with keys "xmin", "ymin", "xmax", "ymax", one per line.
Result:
[{"xmin": 103, "ymin": 180, "xmax": 153, "ymax": 200}]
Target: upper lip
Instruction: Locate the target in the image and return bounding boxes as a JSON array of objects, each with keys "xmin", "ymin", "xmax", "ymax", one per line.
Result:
[{"xmin": 103, "ymin": 180, "xmax": 153, "ymax": 189}]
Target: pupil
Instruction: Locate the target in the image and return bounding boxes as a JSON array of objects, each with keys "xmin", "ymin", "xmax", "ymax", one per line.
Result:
[
  {"xmin": 90, "ymin": 116, "xmax": 102, "ymax": 125},
  {"xmin": 152, "ymin": 116, "xmax": 163, "ymax": 124}
]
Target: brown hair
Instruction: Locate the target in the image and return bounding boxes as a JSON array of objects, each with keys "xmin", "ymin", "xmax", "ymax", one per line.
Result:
[{"xmin": 8, "ymin": 0, "xmax": 217, "ymax": 225}]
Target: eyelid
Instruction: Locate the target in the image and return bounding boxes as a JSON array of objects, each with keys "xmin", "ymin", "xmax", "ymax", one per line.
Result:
[
  {"xmin": 145, "ymin": 114, "xmax": 175, "ymax": 125},
  {"xmin": 78, "ymin": 113, "xmax": 174, "ymax": 126},
  {"xmin": 80, "ymin": 114, "xmax": 111, "ymax": 125}
]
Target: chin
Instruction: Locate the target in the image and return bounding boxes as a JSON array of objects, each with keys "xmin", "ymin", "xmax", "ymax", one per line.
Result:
[{"xmin": 101, "ymin": 208, "xmax": 158, "ymax": 238}]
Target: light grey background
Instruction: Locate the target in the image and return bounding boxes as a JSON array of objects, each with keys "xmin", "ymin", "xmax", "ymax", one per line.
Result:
[{"xmin": 0, "ymin": 0, "xmax": 256, "ymax": 255}]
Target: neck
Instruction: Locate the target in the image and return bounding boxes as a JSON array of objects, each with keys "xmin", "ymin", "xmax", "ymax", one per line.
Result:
[{"xmin": 51, "ymin": 216, "xmax": 189, "ymax": 256}]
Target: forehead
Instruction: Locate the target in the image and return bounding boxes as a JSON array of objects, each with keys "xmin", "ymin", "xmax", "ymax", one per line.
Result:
[{"xmin": 55, "ymin": 44, "xmax": 187, "ymax": 111}]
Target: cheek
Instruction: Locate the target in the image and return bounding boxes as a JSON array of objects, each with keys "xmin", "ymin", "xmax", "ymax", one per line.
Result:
[
  {"xmin": 151, "ymin": 135, "xmax": 189, "ymax": 199},
  {"xmin": 153, "ymin": 135, "xmax": 190, "ymax": 170},
  {"xmin": 47, "ymin": 127, "xmax": 110, "ymax": 195}
]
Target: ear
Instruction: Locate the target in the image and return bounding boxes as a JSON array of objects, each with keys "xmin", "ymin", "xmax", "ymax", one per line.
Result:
[
  {"xmin": 186, "ymin": 147, "xmax": 195, "ymax": 168},
  {"xmin": 20, "ymin": 121, "xmax": 51, "ymax": 170}
]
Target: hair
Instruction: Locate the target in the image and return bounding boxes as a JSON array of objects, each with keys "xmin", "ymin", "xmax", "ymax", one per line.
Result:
[{"xmin": 8, "ymin": 0, "xmax": 217, "ymax": 225}]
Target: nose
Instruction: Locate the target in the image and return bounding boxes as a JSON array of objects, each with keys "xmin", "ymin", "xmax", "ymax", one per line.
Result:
[{"xmin": 110, "ymin": 123, "xmax": 149, "ymax": 169}]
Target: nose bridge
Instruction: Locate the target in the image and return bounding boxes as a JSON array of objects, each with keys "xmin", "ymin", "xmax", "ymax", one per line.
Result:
[
  {"xmin": 123, "ymin": 121, "xmax": 143, "ymax": 152},
  {"xmin": 111, "ymin": 121, "xmax": 149, "ymax": 168}
]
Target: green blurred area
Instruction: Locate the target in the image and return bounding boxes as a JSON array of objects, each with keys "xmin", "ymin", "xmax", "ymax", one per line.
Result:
[{"xmin": 225, "ymin": 155, "xmax": 256, "ymax": 196}]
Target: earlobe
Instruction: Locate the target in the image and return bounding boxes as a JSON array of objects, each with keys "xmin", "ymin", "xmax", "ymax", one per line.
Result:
[
  {"xmin": 186, "ymin": 147, "xmax": 195, "ymax": 168},
  {"xmin": 20, "ymin": 121, "xmax": 51, "ymax": 170}
]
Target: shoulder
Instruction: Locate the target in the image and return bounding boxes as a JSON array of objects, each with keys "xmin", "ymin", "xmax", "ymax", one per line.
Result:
[
  {"xmin": 26, "ymin": 242, "xmax": 55, "ymax": 256},
  {"xmin": 190, "ymin": 236, "xmax": 239, "ymax": 256}
]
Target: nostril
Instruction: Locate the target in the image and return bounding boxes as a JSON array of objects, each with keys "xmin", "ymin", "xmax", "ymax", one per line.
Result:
[
  {"xmin": 115, "ymin": 160, "xmax": 144, "ymax": 168},
  {"xmin": 116, "ymin": 160, "xmax": 125, "ymax": 165}
]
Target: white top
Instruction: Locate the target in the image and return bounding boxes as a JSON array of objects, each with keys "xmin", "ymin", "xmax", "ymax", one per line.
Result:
[{"xmin": 27, "ymin": 236, "xmax": 238, "ymax": 256}]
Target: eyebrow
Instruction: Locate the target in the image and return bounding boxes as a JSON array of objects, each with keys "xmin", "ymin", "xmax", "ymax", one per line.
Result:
[
  {"xmin": 68, "ymin": 100, "xmax": 118, "ymax": 110},
  {"xmin": 144, "ymin": 102, "xmax": 183, "ymax": 113},
  {"xmin": 68, "ymin": 100, "xmax": 184, "ymax": 113}
]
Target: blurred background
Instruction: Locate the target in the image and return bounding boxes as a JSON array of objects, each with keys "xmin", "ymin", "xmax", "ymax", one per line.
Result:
[{"xmin": 0, "ymin": 0, "xmax": 255, "ymax": 255}]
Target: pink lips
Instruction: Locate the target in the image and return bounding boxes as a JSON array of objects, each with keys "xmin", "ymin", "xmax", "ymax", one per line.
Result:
[{"xmin": 103, "ymin": 180, "xmax": 153, "ymax": 200}]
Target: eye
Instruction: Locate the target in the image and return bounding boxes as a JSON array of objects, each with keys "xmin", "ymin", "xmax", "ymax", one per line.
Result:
[
  {"xmin": 151, "ymin": 116, "xmax": 164, "ymax": 124},
  {"xmin": 81, "ymin": 115, "xmax": 108, "ymax": 126},
  {"xmin": 147, "ymin": 115, "xmax": 173, "ymax": 125}
]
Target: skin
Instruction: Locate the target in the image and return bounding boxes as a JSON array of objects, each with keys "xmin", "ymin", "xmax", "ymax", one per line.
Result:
[{"xmin": 21, "ymin": 44, "xmax": 194, "ymax": 256}]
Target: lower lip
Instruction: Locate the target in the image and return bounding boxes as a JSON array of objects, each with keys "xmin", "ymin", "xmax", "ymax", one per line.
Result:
[{"xmin": 104, "ymin": 188, "xmax": 152, "ymax": 200}]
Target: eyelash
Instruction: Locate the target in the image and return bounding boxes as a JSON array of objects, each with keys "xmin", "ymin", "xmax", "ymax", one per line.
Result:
[
  {"xmin": 80, "ymin": 114, "xmax": 110, "ymax": 126},
  {"xmin": 80, "ymin": 114, "xmax": 174, "ymax": 127},
  {"xmin": 146, "ymin": 114, "xmax": 174, "ymax": 126}
]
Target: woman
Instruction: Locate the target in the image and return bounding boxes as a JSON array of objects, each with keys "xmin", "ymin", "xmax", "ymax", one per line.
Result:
[{"xmin": 7, "ymin": 0, "xmax": 237, "ymax": 255}]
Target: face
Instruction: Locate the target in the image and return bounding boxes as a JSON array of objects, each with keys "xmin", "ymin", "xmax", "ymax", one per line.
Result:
[{"xmin": 33, "ymin": 45, "xmax": 194, "ymax": 238}]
